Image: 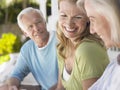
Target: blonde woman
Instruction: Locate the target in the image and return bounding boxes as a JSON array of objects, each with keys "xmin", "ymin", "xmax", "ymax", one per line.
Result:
[{"xmin": 55, "ymin": 0, "xmax": 109, "ymax": 90}]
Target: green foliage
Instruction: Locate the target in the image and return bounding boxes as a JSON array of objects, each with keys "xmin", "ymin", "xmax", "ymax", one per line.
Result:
[
  {"xmin": 0, "ymin": 54, "xmax": 10, "ymax": 64},
  {"xmin": 0, "ymin": 33, "xmax": 22, "ymax": 54},
  {"xmin": 47, "ymin": 0, "xmax": 51, "ymax": 16},
  {"xmin": 0, "ymin": 8, "xmax": 5, "ymax": 23},
  {"xmin": 0, "ymin": 1, "xmax": 39, "ymax": 24},
  {"xmin": 0, "ymin": 0, "xmax": 52, "ymax": 24},
  {"xmin": 0, "ymin": 33, "xmax": 22, "ymax": 64}
]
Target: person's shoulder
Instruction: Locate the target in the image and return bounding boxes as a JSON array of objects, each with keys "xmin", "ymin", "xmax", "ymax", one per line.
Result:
[
  {"xmin": 23, "ymin": 39, "xmax": 34, "ymax": 45},
  {"xmin": 48, "ymin": 30, "xmax": 57, "ymax": 41},
  {"xmin": 76, "ymin": 38, "xmax": 109, "ymax": 63},
  {"xmin": 76, "ymin": 38, "xmax": 106, "ymax": 54},
  {"xmin": 21, "ymin": 39, "xmax": 35, "ymax": 49},
  {"xmin": 80, "ymin": 38, "xmax": 104, "ymax": 49}
]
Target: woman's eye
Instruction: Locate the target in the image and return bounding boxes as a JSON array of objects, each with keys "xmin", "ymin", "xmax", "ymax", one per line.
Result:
[{"xmin": 75, "ymin": 16, "xmax": 82, "ymax": 19}]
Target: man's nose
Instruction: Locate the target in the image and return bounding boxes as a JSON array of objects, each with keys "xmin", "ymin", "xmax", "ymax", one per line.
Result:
[{"xmin": 33, "ymin": 24, "xmax": 39, "ymax": 31}]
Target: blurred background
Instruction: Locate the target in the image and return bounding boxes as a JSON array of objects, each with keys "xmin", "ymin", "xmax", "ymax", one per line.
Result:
[{"xmin": 0, "ymin": 0, "xmax": 51, "ymax": 37}]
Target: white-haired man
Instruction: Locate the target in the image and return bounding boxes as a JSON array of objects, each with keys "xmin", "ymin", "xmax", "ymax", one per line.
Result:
[{"xmin": 0, "ymin": 7, "xmax": 58, "ymax": 90}]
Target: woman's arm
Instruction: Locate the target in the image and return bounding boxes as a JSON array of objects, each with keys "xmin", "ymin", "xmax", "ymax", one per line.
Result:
[{"xmin": 82, "ymin": 78, "xmax": 98, "ymax": 90}]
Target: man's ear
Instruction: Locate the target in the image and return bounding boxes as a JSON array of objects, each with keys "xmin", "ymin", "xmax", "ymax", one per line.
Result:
[{"xmin": 22, "ymin": 30, "xmax": 29, "ymax": 37}]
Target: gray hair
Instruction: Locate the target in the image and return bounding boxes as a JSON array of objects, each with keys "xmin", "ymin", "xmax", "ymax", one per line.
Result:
[
  {"xmin": 78, "ymin": 0, "xmax": 120, "ymax": 45},
  {"xmin": 17, "ymin": 7, "xmax": 45, "ymax": 31}
]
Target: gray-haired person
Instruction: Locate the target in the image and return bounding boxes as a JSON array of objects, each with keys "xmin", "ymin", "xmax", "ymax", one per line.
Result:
[
  {"xmin": 0, "ymin": 7, "xmax": 58, "ymax": 90},
  {"xmin": 77, "ymin": 0, "xmax": 120, "ymax": 89}
]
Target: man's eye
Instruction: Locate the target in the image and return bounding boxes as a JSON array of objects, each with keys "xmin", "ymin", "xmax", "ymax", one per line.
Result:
[
  {"xmin": 62, "ymin": 15, "xmax": 67, "ymax": 17},
  {"xmin": 60, "ymin": 13, "xmax": 67, "ymax": 17},
  {"xmin": 28, "ymin": 25, "xmax": 33, "ymax": 30},
  {"xmin": 37, "ymin": 20, "xmax": 42, "ymax": 23},
  {"xmin": 35, "ymin": 20, "xmax": 43, "ymax": 25}
]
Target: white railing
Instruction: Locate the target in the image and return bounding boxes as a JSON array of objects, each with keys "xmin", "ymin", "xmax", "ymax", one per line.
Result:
[{"xmin": 39, "ymin": 0, "xmax": 58, "ymax": 30}]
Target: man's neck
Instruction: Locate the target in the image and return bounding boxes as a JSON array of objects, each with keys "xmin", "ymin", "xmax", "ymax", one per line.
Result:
[{"xmin": 38, "ymin": 32, "xmax": 49, "ymax": 48}]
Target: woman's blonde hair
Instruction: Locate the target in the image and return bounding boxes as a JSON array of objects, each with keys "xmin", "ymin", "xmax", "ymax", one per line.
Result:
[
  {"xmin": 58, "ymin": 0, "xmax": 77, "ymax": 9},
  {"xmin": 57, "ymin": 0, "xmax": 104, "ymax": 59},
  {"xmin": 78, "ymin": 0, "xmax": 120, "ymax": 46}
]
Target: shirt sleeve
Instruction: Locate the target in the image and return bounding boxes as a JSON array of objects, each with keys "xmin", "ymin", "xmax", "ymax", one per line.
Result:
[
  {"xmin": 10, "ymin": 47, "xmax": 30, "ymax": 82},
  {"xmin": 76, "ymin": 41, "xmax": 109, "ymax": 81}
]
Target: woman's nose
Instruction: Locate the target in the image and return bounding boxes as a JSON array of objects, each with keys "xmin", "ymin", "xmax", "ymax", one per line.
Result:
[
  {"xmin": 90, "ymin": 27, "xmax": 95, "ymax": 34},
  {"xmin": 66, "ymin": 18, "xmax": 74, "ymax": 28},
  {"xmin": 90, "ymin": 23, "xmax": 95, "ymax": 34}
]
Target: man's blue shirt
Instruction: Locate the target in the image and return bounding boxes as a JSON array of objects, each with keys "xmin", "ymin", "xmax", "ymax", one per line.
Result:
[{"xmin": 11, "ymin": 31, "xmax": 58, "ymax": 90}]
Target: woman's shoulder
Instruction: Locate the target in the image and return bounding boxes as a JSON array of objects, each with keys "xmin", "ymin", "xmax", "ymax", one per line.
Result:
[
  {"xmin": 76, "ymin": 38, "xmax": 106, "ymax": 56},
  {"xmin": 79, "ymin": 38, "xmax": 104, "ymax": 49}
]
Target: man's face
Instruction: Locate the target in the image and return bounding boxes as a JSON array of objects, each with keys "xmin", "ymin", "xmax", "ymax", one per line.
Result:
[
  {"xmin": 21, "ymin": 11, "xmax": 49, "ymax": 46},
  {"xmin": 85, "ymin": 0, "xmax": 112, "ymax": 48}
]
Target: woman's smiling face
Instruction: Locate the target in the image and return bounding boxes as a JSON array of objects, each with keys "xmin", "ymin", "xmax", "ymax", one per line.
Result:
[
  {"xmin": 58, "ymin": 0, "xmax": 89, "ymax": 41},
  {"xmin": 85, "ymin": 0, "xmax": 113, "ymax": 48}
]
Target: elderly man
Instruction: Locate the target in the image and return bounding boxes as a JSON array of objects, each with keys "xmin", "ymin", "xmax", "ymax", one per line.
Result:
[{"xmin": 0, "ymin": 7, "xmax": 58, "ymax": 90}]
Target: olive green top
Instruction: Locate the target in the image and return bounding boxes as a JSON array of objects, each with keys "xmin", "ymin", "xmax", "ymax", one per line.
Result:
[{"xmin": 57, "ymin": 38, "xmax": 109, "ymax": 90}]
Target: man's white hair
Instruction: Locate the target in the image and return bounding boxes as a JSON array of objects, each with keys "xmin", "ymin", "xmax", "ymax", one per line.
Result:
[{"xmin": 17, "ymin": 7, "xmax": 45, "ymax": 31}]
